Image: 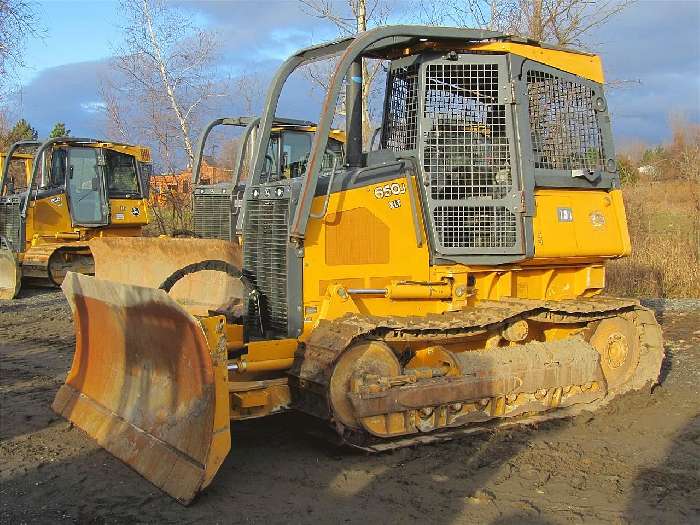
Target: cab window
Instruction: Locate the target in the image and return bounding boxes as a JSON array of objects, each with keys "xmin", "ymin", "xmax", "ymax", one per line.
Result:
[
  {"xmin": 105, "ymin": 149, "xmax": 140, "ymax": 197},
  {"xmin": 261, "ymin": 135, "xmax": 280, "ymax": 183},
  {"xmin": 281, "ymin": 131, "xmax": 312, "ymax": 179},
  {"xmin": 322, "ymin": 137, "xmax": 344, "ymax": 172},
  {"xmin": 49, "ymin": 149, "xmax": 67, "ymax": 188}
]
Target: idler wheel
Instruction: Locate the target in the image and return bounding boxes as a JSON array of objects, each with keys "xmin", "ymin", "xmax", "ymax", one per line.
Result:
[
  {"xmin": 590, "ymin": 317, "xmax": 640, "ymax": 390},
  {"xmin": 329, "ymin": 341, "xmax": 401, "ymax": 428}
]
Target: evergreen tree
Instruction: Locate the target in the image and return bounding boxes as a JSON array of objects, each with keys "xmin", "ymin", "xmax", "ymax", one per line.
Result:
[
  {"xmin": 6, "ymin": 118, "xmax": 38, "ymax": 145},
  {"xmin": 49, "ymin": 122, "xmax": 70, "ymax": 138}
]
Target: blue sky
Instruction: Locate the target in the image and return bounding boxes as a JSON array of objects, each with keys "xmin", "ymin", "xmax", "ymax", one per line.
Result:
[{"xmin": 8, "ymin": 0, "xmax": 700, "ymax": 153}]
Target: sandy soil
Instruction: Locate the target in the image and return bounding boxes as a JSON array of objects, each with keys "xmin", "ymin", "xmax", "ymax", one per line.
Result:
[{"xmin": 1, "ymin": 288, "xmax": 698, "ymax": 524}]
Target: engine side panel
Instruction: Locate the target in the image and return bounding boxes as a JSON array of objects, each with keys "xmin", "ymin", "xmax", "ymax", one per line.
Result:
[{"xmin": 532, "ymin": 188, "xmax": 631, "ymax": 258}]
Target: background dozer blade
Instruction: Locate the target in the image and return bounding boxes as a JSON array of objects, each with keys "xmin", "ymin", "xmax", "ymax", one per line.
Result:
[
  {"xmin": 52, "ymin": 272, "xmax": 231, "ymax": 504},
  {"xmin": 0, "ymin": 248, "xmax": 21, "ymax": 299},
  {"xmin": 89, "ymin": 237, "xmax": 243, "ymax": 315}
]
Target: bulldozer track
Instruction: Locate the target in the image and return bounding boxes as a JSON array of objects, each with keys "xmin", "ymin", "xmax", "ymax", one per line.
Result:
[
  {"xmin": 22, "ymin": 243, "xmax": 93, "ymax": 286},
  {"xmin": 290, "ymin": 297, "xmax": 665, "ymax": 451}
]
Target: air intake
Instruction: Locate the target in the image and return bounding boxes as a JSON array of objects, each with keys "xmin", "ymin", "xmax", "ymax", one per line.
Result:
[
  {"xmin": 243, "ymin": 195, "xmax": 289, "ymax": 336},
  {"xmin": 0, "ymin": 197, "xmax": 22, "ymax": 251},
  {"xmin": 192, "ymin": 185, "xmax": 244, "ymax": 241}
]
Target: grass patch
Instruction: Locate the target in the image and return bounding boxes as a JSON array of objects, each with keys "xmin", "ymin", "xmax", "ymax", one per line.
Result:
[{"xmin": 609, "ymin": 118, "xmax": 700, "ymax": 298}]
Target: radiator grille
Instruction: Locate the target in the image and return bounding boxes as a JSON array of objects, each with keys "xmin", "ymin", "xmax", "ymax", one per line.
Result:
[
  {"xmin": 243, "ymin": 197, "xmax": 289, "ymax": 335},
  {"xmin": 0, "ymin": 199, "xmax": 21, "ymax": 251},
  {"xmin": 422, "ymin": 61, "xmax": 516, "ymax": 250},
  {"xmin": 527, "ymin": 69, "xmax": 604, "ymax": 171},
  {"xmin": 433, "ymin": 206, "xmax": 517, "ymax": 248},
  {"xmin": 193, "ymin": 194, "xmax": 232, "ymax": 240},
  {"xmin": 383, "ymin": 64, "xmax": 419, "ymax": 151}
]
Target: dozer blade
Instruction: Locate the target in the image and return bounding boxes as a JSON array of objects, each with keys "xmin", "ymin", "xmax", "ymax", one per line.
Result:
[
  {"xmin": 89, "ymin": 237, "xmax": 243, "ymax": 315},
  {"xmin": 52, "ymin": 272, "xmax": 231, "ymax": 504},
  {"xmin": 0, "ymin": 248, "xmax": 21, "ymax": 300}
]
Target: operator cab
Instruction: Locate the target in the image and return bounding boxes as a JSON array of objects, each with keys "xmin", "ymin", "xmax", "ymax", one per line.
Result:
[
  {"xmin": 262, "ymin": 127, "xmax": 344, "ymax": 182},
  {"xmin": 44, "ymin": 144, "xmax": 145, "ymax": 226},
  {"xmin": 0, "ymin": 138, "xmax": 152, "ymax": 255}
]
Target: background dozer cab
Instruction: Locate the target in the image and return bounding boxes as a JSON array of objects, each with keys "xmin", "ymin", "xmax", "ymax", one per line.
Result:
[
  {"xmin": 88, "ymin": 117, "xmax": 346, "ymax": 297},
  {"xmin": 0, "ymin": 149, "xmax": 33, "ymax": 192},
  {"xmin": 191, "ymin": 116, "xmax": 345, "ymax": 241},
  {"xmin": 0, "ymin": 137, "xmax": 152, "ymax": 299},
  {"xmin": 53, "ymin": 26, "xmax": 664, "ymax": 504}
]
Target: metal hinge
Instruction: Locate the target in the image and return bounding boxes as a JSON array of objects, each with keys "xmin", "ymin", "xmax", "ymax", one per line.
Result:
[{"xmin": 508, "ymin": 81, "xmax": 517, "ymax": 105}]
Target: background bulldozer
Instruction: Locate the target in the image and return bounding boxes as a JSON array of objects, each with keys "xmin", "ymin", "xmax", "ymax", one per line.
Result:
[
  {"xmin": 0, "ymin": 148, "xmax": 33, "ymax": 192},
  {"xmin": 190, "ymin": 116, "xmax": 345, "ymax": 242},
  {"xmin": 89, "ymin": 116, "xmax": 347, "ymax": 300},
  {"xmin": 0, "ymin": 137, "xmax": 152, "ymax": 299},
  {"xmin": 52, "ymin": 26, "xmax": 664, "ymax": 504}
]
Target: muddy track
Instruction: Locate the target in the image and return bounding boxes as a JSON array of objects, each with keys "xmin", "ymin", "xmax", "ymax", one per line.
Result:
[
  {"xmin": 290, "ymin": 298, "xmax": 664, "ymax": 451},
  {"xmin": 1, "ymin": 288, "xmax": 698, "ymax": 524}
]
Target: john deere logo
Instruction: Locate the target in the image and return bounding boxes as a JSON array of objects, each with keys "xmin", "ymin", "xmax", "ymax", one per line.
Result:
[{"xmin": 131, "ymin": 207, "xmax": 140, "ymax": 216}]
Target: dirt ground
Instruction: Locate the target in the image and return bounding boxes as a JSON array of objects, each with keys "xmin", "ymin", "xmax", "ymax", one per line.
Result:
[{"xmin": 1, "ymin": 289, "xmax": 698, "ymax": 525}]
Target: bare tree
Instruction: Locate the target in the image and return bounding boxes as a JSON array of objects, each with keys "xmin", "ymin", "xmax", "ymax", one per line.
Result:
[
  {"xmin": 0, "ymin": 109, "xmax": 11, "ymax": 148},
  {"xmin": 0, "ymin": 0, "xmax": 41, "ymax": 102},
  {"xmin": 101, "ymin": 0, "xmax": 227, "ymax": 169},
  {"xmin": 235, "ymin": 73, "xmax": 265, "ymax": 116},
  {"xmin": 418, "ymin": 0, "xmax": 633, "ymax": 46},
  {"xmin": 298, "ymin": 0, "xmax": 391, "ymax": 144}
]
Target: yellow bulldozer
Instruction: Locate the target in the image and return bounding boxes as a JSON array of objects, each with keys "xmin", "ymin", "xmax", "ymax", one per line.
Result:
[
  {"xmin": 0, "ymin": 137, "xmax": 152, "ymax": 299},
  {"xmin": 52, "ymin": 27, "xmax": 664, "ymax": 504}
]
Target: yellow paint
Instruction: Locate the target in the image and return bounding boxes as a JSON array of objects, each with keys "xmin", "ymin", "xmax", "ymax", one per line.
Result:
[
  {"xmin": 231, "ymin": 389, "xmax": 269, "ymax": 408},
  {"xmin": 532, "ymin": 188, "xmax": 630, "ymax": 258},
  {"xmin": 295, "ymin": 176, "xmax": 628, "ymax": 337},
  {"xmin": 24, "ymin": 195, "xmax": 148, "ymax": 249},
  {"xmin": 237, "ymin": 358, "xmax": 295, "ymax": 373},
  {"xmin": 385, "ymin": 282, "xmax": 452, "ymax": 300},
  {"xmin": 79, "ymin": 141, "xmax": 152, "ymax": 163},
  {"xmin": 198, "ymin": 315, "xmax": 231, "ymax": 488},
  {"xmin": 227, "ymin": 379, "xmax": 291, "ymax": 421},
  {"xmin": 302, "ymin": 175, "xmax": 431, "ymax": 326},
  {"xmin": 246, "ymin": 338, "xmax": 298, "ymax": 362},
  {"xmin": 279, "ymin": 125, "xmax": 346, "ymax": 144},
  {"xmin": 466, "ymin": 42, "xmax": 604, "ymax": 83},
  {"xmin": 324, "ymin": 207, "xmax": 390, "ymax": 265},
  {"xmin": 28, "ymin": 194, "xmax": 73, "ymax": 240},
  {"xmin": 224, "ymin": 323, "xmax": 244, "ymax": 349},
  {"xmin": 108, "ymin": 198, "xmax": 150, "ymax": 227}
]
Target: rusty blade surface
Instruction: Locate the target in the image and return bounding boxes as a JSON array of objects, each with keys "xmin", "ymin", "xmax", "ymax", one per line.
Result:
[
  {"xmin": 89, "ymin": 237, "xmax": 244, "ymax": 315},
  {"xmin": 0, "ymin": 248, "xmax": 21, "ymax": 299},
  {"xmin": 52, "ymin": 272, "xmax": 231, "ymax": 504}
]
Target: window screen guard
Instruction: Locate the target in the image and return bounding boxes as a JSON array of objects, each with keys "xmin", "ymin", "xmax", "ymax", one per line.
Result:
[
  {"xmin": 418, "ymin": 54, "xmax": 523, "ymax": 256},
  {"xmin": 383, "ymin": 61, "xmax": 420, "ymax": 151},
  {"xmin": 523, "ymin": 62, "xmax": 615, "ymax": 180}
]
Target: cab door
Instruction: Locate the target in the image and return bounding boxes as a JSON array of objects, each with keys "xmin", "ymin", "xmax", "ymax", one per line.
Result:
[{"xmin": 66, "ymin": 147, "xmax": 109, "ymax": 226}]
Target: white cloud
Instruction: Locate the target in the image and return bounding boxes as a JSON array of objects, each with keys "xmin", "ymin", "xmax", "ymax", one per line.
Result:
[{"xmin": 81, "ymin": 101, "xmax": 107, "ymax": 114}]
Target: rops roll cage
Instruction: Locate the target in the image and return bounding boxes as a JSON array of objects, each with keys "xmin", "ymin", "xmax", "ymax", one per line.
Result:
[
  {"xmin": 192, "ymin": 116, "xmax": 317, "ymax": 187},
  {"xmin": 243, "ymin": 25, "xmax": 522, "ymax": 242}
]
